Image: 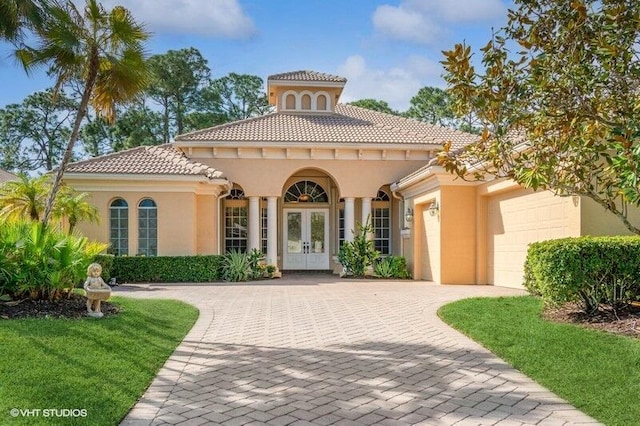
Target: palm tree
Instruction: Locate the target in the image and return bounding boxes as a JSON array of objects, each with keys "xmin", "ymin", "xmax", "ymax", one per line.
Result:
[
  {"xmin": 53, "ymin": 187, "xmax": 99, "ymax": 234},
  {"xmin": 0, "ymin": 174, "xmax": 50, "ymax": 221},
  {"xmin": 13, "ymin": 0, "xmax": 149, "ymax": 225},
  {"xmin": 0, "ymin": 0, "xmax": 48, "ymax": 42}
]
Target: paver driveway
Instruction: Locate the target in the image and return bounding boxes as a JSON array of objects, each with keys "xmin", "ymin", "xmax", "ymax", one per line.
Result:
[{"xmin": 118, "ymin": 276, "xmax": 600, "ymax": 426}]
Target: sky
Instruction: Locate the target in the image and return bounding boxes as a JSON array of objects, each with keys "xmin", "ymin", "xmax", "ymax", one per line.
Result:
[{"xmin": 0, "ymin": 0, "xmax": 510, "ymax": 112}]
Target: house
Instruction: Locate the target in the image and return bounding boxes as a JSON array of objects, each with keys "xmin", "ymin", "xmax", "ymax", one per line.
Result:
[
  {"xmin": 63, "ymin": 70, "xmax": 633, "ymax": 288},
  {"xmin": 0, "ymin": 169, "xmax": 17, "ymax": 184}
]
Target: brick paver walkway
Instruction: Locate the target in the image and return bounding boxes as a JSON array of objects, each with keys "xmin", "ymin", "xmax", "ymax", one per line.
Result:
[{"xmin": 118, "ymin": 276, "xmax": 600, "ymax": 426}]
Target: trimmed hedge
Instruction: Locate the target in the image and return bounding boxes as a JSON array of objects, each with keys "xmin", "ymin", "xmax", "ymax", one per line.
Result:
[
  {"xmin": 94, "ymin": 255, "xmax": 223, "ymax": 283},
  {"xmin": 524, "ymin": 236, "xmax": 640, "ymax": 313}
]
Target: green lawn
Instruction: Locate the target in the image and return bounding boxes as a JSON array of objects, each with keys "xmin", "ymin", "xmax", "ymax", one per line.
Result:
[
  {"xmin": 0, "ymin": 297, "xmax": 198, "ymax": 425},
  {"xmin": 438, "ymin": 296, "xmax": 640, "ymax": 426}
]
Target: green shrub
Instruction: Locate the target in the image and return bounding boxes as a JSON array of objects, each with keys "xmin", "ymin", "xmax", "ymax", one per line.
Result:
[
  {"xmin": 0, "ymin": 220, "xmax": 106, "ymax": 299},
  {"xmin": 222, "ymin": 251, "xmax": 251, "ymax": 282},
  {"xmin": 109, "ymin": 255, "xmax": 223, "ymax": 283},
  {"xmin": 374, "ymin": 256, "xmax": 394, "ymax": 278},
  {"xmin": 374, "ymin": 256, "xmax": 411, "ymax": 279},
  {"xmin": 524, "ymin": 236, "xmax": 640, "ymax": 314},
  {"xmin": 93, "ymin": 254, "xmax": 114, "ymax": 283},
  {"xmin": 389, "ymin": 256, "xmax": 411, "ymax": 279},
  {"xmin": 247, "ymin": 249, "xmax": 265, "ymax": 280},
  {"xmin": 338, "ymin": 220, "xmax": 379, "ymax": 277}
]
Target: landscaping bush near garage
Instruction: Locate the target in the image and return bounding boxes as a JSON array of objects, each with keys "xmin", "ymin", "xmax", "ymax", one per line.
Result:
[
  {"xmin": 95, "ymin": 254, "xmax": 224, "ymax": 283},
  {"xmin": 524, "ymin": 236, "xmax": 640, "ymax": 314}
]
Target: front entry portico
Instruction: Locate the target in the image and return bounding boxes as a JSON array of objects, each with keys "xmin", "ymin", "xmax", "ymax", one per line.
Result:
[{"xmin": 283, "ymin": 208, "xmax": 329, "ymax": 270}]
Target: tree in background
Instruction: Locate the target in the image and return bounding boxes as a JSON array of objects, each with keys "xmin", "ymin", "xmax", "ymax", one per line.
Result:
[
  {"xmin": 404, "ymin": 87, "xmax": 480, "ymax": 133},
  {"xmin": 109, "ymin": 104, "xmax": 163, "ymax": 150},
  {"xmin": 440, "ymin": 0, "xmax": 640, "ymax": 234},
  {"xmin": 147, "ymin": 47, "xmax": 210, "ymax": 142},
  {"xmin": 186, "ymin": 72, "xmax": 270, "ymax": 131},
  {"xmin": 80, "ymin": 102, "xmax": 163, "ymax": 155},
  {"xmin": 0, "ymin": 89, "xmax": 76, "ymax": 172},
  {"xmin": 10, "ymin": 0, "xmax": 149, "ymax": 225},
  {"xmin": 405, "ymin": 87, "xmax": 453, "ymax": 126},
  {"xmin": 348, "ymin": 99, "xmax": 398, "ymax": 115},
  {"xmin": 208, "ymin": 73, "xmax": 271, "ymax": 122}
]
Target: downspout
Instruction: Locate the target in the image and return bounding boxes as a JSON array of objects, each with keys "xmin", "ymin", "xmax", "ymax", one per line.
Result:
[{"xmin": 391, "ymin": 185, "xmax": 405, "ymax": 257}]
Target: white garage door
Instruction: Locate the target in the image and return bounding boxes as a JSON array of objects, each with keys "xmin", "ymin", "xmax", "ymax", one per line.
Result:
[{"xmin": 487, "ymin": 189, "xmax": 573, "ymax": 288}]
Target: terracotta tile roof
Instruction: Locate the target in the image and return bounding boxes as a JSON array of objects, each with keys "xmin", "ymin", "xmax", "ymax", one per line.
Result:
[
  {"xmin": 268, "ymin": 70, "xmax": 347, "ymax": 83},
  {"xmin": 0, "ymin": 169, "xmax": 17, "ymax": 183},
  {"xmin": 175, "ymin": 104, "xmax": 478, "ymax": 148},
  {"xmin": 65, "ymin": 144, "xmax": 223, "ymax": 179},
  {"xmin": 336, "ymin": 105, "xmax": 479, "ymax": 150}
]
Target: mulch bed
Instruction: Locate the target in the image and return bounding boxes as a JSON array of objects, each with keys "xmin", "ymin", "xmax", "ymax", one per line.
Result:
[
  {"xmin": 0, "ymin": 293, "xmax": 120, "ymax": 320},
  {"xmin": 543, "ymin": 302, "xmax": 640, "ymax": 339}
]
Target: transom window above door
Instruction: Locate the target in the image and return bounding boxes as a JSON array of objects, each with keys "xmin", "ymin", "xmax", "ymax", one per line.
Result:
[{"xmin": 284, "ymin": 180, "xmax": 328, "ymax": 203}]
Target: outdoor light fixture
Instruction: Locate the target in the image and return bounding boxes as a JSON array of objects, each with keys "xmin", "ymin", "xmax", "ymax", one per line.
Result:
[
  {"xmin": 428, "ymin": 201, "xmax": 439, "ymax": 217},
  {"xmin": 405, "ymin": 207, "xmax": 414, "ymax": 223}
]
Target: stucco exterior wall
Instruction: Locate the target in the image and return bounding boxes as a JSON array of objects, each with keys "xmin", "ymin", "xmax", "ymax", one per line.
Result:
[
  {"xmin": 580, "ymin": 197, "xmax": 640, "ymax": 236},
  {"xmin": 440, "ymin": 186, "xmax": 477, "ymax": 284},
  {"xmin": 196, "ymin": 194, "xmax": 218, "ymax": 254},
  {"xmin": 75, "ymin": 190, "xmax": 199, "ymax": 256},
  {"xmin": 67, "ymin": 178, "xmax": 221, "ymax": 256},
  {"xmin": 197, "ymin": 158, "xmax": 427, "ymax": 198}
]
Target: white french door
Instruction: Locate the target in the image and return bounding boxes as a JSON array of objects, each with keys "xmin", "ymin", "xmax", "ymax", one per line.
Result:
[{"xmin": 283, "ymin": 209, "xmax": 329, "ymax": 269}]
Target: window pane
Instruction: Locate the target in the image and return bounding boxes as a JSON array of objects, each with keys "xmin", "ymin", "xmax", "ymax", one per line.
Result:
[{"xmin": 287, "ymin": 212, "xmax": 302, "ymax": 254}]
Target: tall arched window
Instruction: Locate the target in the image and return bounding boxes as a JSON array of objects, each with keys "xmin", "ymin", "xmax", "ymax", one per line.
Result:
[
  {"xmin": 109, "ymin": 198, "xmax": 128, "ymax": 256},
  {"xmin": 373, "ymin": 189, "xmax": 391, "ymax": 255},
  {"xmin": 138, "ymin": 198, "xmax": 157, "ymax": 256},
  {"xmin": 224, "ymin": 186, "xmax": 248, "ymax": 252}
]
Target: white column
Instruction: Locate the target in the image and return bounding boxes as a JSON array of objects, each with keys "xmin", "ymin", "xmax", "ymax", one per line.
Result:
[
  {"xmin": 248, "ymin": 196, "xmax": 260, "ymax": 251},
  {"xmin": 267, "ymin": 196, "xmax": 278, "ymax": 266},
  {"xmin": 344, "ymin": 197, "xmax": 355, "ymax": 242},
  {"xmin": 361, "ymin": 197, "xmax": 373, "ymax": 240}
]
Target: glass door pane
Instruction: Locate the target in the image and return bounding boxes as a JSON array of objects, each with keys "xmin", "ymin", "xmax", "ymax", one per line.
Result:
[
  {"xmin": 287, "ymin": 212, "xmax": 302, "ymax": 254},
  {"xmin": 310, "ymin": 212, "xmax": 325, "ymax": 253}
]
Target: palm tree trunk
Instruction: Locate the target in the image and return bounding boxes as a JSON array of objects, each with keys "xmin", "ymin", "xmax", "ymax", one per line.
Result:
[{"xmin": 41, "ymin": 50, "xmax": 98, "ymax": 225}]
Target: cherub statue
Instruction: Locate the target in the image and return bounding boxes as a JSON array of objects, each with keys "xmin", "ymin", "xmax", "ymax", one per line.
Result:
[{"xmin": 83, "ymin": 263, "xmax": 111, "ymax": 318}]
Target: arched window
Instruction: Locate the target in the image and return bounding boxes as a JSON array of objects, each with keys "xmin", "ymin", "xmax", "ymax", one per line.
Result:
[
  {"xmin": 372, "ymin": 189, "xmax": 391, "ymax": 255},
  {"xmin": 317, "ymin": 94, "xmax": 328, "ymax": 111},
  {"xmin": 138, "ymin": 198, "xmax": 157, "ymax": 256},
  {"xmin": 224, "ymin": 186, "xmax": 248, "ymax": 252},
  {"xmin": 301, "ymin": 94, "xmax": 311, "ymax": 110},
  {"xmin": 229, "ymin": 188, "xmax": 246, "ymax": 199},
  {"xmin": 284, "ymin": 181, "xmax": 328, "ymax": 203},
  {"xmin": 109, "ymin": 198, "xmax": 128, "ymax": 256},
  {"xmin": 374, "ymin": 190, "xmax": 390, "ymax": 201},
  {"xmin": 285, "ymin": 93, "xmax": 296, "ymax": 110}
]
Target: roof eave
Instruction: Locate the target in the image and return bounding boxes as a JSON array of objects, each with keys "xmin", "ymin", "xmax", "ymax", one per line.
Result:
[
  {"xmin": 63, "ymin": 172, "xmax": 228, "ymax": 183},
  {"xmin": 267, "ymin": 80, "xmax": 346, "ymax": 89}
]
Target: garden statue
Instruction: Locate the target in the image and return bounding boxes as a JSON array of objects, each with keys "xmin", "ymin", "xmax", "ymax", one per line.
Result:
[{"xmin": 83, "ymin": 263, "xmax": 111, "ymax": 318}]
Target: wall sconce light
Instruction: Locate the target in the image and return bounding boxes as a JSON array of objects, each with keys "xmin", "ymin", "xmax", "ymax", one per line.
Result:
[
  {"xmin": 405, "ymin": 208, "xmax": 414, "ymax": 223},
  {"xmin": 428, "ymin": 201, "xmax": 439, "ymax": 217}
]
